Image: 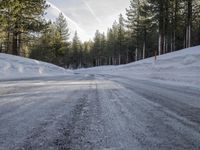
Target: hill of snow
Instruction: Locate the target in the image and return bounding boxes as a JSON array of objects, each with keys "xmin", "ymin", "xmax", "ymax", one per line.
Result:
[
  {"xmin": 1, "ymin": 46, "xmax": 199, "ymax": 86},
  {"xmin": 0, "ymin": 53, "xmax": 71, "ymax": 80},
  {"xmin": 77, "ymin": 46, "xmax": 200, "ymax": 87}
]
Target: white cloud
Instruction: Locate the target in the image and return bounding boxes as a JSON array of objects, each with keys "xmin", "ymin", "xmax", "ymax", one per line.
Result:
[
  {"xmin": 81, "ymin": 0, "xmax": 102, "ymax": 24},
  {"xmin": 46, "ymin": 0, "xmax": 130, "ymax": 41}
]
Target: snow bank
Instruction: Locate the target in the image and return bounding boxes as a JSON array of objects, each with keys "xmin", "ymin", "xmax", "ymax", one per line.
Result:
[
  {"xmin": 77, "ymin": 46, "xmax": 200, "ymax": 87},
  {"xmin": 0, "ymin": 53, "xmax": 72, "ymax": 80}
]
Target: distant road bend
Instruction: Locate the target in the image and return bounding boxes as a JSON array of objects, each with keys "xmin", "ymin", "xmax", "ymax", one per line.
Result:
[{"xmin": 0, "ymin": 74, "xmax": 200, "ymax": 150}]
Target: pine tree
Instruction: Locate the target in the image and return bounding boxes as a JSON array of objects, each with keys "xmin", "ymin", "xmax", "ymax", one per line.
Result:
[
  {"xmin": 0, "ymin": 0, "xmax": 48, "ymax": 55},
  {"xmin": 106, "ymin": 28, "xmax": 115, "ymax": 65},
  {"xmin": 100, "ymin": 33, "xmax": 107, "ymax": 65},
  {"xmin": 92, "ymin": 30, "xmax": 102, "ymax": 66},
  {"xmin": 71, "ymin": 31, "xmax": 82, "ymax": 68},
  {"xmin": 126, "ymin": 0, "xmax": 141, "ymax": 61},
  {"xmin": 193, "ymin": 0, "xmax": 200, "ymax": 45},
  {"xmin": 116, "ymin": 14, "xmax": 126, "ymax": 64},
  {"xmin": 55, "ymin": 13, "xmax": 70, "ymax": 43}
]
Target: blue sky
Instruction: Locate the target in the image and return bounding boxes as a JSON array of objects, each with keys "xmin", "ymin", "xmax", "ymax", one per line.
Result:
[{"xmin": 45, "ymin": 0, "xmax": 130, "ymax": 41}]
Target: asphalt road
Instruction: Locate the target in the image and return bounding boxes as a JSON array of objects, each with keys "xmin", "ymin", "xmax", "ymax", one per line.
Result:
[{"xmin": 0, "ymin": 74, "xmax": 200, "ymax": 150}]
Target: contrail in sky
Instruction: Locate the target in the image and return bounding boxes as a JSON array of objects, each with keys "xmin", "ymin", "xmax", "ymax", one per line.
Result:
[
  {"xmin": 81, "ymin": 0, "xmax": 102, "ymax": 24},
  {"xmin": 46, "ymin": 1, "xmax": 85, "ymax": 33}
]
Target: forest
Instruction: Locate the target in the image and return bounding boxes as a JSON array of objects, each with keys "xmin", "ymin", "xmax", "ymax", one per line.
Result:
[{"xmin": 0, "ymin": 0, "xmax": 200, "ymax": 69}]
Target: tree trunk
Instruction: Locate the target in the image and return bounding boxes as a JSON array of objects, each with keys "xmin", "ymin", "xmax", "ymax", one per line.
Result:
[
  {"xmin": 143, "ymin": 42, "xmax": 146, "ymax": 59},
  {"xmin": 126, "ymin": 50, "xmax": 129, "ymax": 64},
  {"xmin": 135, "ymin": 48, "xmax": 138, "ymax": 61},
  {"xmin": 118, "ymin": 54, "xmax": 121, "ymax": 65},
  {"xmin": 186, "ymin": 26, "xmax": 188, "ymax": 48},
  {"xmin": 164, "ymin": 0, "xmax": 169, "ymax": 53},
  {"xmin": 163, "ymin": 35, "xmax": 166, "ymax": 54},
  {"xmin": 95, "ymin": 59, "xmax": 97, "ymax": 66},
  {"xmin": 99, "ymin": 58, "xmax": 101, "ymax": 66},
  {"xmin": 158, "ymin": 0, "xmax": 164, "ymax": 55},
  {"xmin": 18, "ymin": 33, "xmax": 22, "ymax": 56},
  {"xmin": 186, "ymin": 0, "xmax": 192, "ymax": 48},
  {"xmin": 112, "ymin": 57, "xmax": 114, "ymax": 65},
  {"xmin": 173, "ymin": 0, "xmax": 178, "ymax": 51},
  {"xmin": 170, "ymin": 36, "xmax": 173, "ymax": 52},
  {"xmin": 98, "ymin": 58, "xmax": 100, "ymax": 66},
  {"xmin": 0, "ymin": 43, "xmax": 2, "ymax": 52},
  {"xmin": 12, "ymin": 32, "xmax": 18, "ymax": 55},
  {"xmin": 143, "ymin": 27, "xmax": 147, "ymax": 59},
  {"xmin": 6, "ymin": 32, "xmax": 10, "ymax": 53},
  {"xmin": 158, "ymin": 33, "xmax": 162, "ymax": 55},
  {"xmin": 198, "ymin": 23, "xmax": 200, "ymax": 44}
]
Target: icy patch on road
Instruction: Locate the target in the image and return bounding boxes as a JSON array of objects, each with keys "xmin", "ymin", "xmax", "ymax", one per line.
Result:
[{"xmin": 0, "ymin": 53, "xmax": 72, "ymax": 80}]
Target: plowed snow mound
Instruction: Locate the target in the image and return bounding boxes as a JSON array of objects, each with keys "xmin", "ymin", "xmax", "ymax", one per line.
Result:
[
  {"xmin": 0, "ymin": 53, "xmax": 71, "ymax": 80},
  {"xmin": 77, "ymin": 46, "xmax": 200, "ymax": 87}
]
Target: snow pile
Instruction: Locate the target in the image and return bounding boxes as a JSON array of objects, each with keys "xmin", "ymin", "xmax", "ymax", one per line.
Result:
[
  {"xmin": 0, "ymin": 53, "xmax": 72, "ymax": 80},
  {"xmin": 77, "ymin": 46, "xmax": 200, "ymax": 87}
]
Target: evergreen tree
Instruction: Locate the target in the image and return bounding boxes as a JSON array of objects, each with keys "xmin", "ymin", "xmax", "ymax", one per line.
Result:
[
  {"xmin": 55, "ymin": 13, "xmax": 70, "ymax": 43},
  {"xmin": 126, "ymin": 0, "xmax": 141, "ymax": 60},
  {"xmin": 0, "ymin": 0, "xmax": 48, "ymax": 55},
  {"xmin": 2, "ymin": 0, "xmax": 200, "ymax": 68},
  {"xmin": 92, "ymin": 30, "xmax": 102, "ymax": 66},
  {"xmin": 116, "ymin": 14, "xmax": 126, "ymax": 64},
  {"xmin": 106, "ymin": 28, "xmax": 115, "ymax": 65},
  {"xmin": 100, "ymin": 33, "xmax": 107, "ymax": 65},
  {"xmin": 71, "ymin": 31, "xmax": 82, "ymax": 68}
]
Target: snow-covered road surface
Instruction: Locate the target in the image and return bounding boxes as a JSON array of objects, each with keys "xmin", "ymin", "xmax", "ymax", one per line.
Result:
[{"xmin": 0, "ymin": 74, "xmax": 200, "ymax": 150}]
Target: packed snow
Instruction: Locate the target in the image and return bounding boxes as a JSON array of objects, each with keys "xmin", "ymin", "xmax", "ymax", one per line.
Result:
[
  {"xmin": 77, "ymin": 46, "xmax": 200, "ymax": 87},
  {"xmin": 0, "ymin": 53, "xmax": 72, "ymax": 80}
]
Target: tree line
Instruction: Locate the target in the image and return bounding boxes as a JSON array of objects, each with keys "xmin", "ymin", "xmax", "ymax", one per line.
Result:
[
  {"xmin": 0, "ymin": 0, "xmax": 200, "ymax": 69},
  {"xmin": 0, "ymin": 0, "xmax": 48, "ymax": 56}
]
